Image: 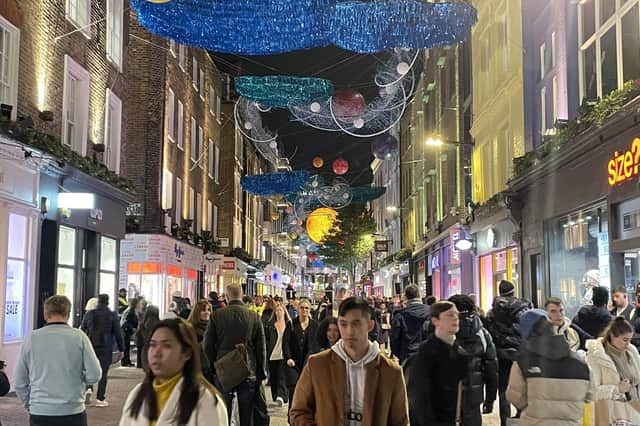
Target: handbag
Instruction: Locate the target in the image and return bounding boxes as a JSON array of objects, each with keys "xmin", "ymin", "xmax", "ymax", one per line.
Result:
[
  {"xmin": 214, "ymin": 343, "xmax": 251, "ymax": 392},
  {"xmin": 594, "ymin": 399, "xmax": 640, "ymax": 425}
]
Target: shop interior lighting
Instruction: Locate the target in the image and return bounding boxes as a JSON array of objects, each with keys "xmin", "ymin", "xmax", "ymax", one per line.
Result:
[{"xmin": 58, "ymin": 193, "xmax": 95, "ymax": 209}]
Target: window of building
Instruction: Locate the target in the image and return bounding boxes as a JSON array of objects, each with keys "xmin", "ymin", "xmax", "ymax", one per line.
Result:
[
  {"xmin": 208, "ymin": 139, "xmax": 214, "ymax": 178},
  {"xmin": 106, "ymin": 0, "xmax": 123, "ymax": 69},
  {"xmin": 199, "ymin": 69, "xmax": 205, "ymax": 99},
  {"xmin": 57, "ymin": 226, "xmax": 76, "ymax": 326},
  {"xmin": 207, "ymin": 199, "xmax": 213, "ymax": 232},
  {"xmin": 189, "ymin": 187, "xmax": 195, "ymax": 224},
  {"xmin": 4, "ymin": 213, "xmax": 29, "ymax": 341},
  {"xmin": 65, "ymin": 0, "xmax": 90, "ymax": 37},
  {"xmin": 177, "ymin": 100, "xmax": 184, "ymax": 149},
  {"xmin": 209, "ymin": 86, "xmax": 215, "ymax": 116},
  {"xmin": 539, "ymin": 42, "xmax": 546, "ymax": 80},
  {"xmin": 62, "ymin": 55, "xmax": 90, "ymax": 156},
  {"xmin": 0, "ymin": 17, "xmax": 20, "ymax": 119},
  {"xmin": 178, "ymin": 44, "xmax": 185, "ymax": 71},
  {"xmin": 196, "ymin": 192, "xmax": 202, "ymax": 232},
  {"xmin": 551, "ymin": 31, "xmax": 556, "ymax": 68},
  {"xmin": 540, "ymin": 86, "xmax": 547, "ymax": 133},
  {"xmin": 216, "ymin": 96, "xmax": 222, "ymax": 124},
  {"xmin": 104, "ymin": 89, "xmax": 122, "ymax": 173},
  {"xmin": 213, "ymin": 205, "xmax": 218, "ymax": 237},
  {"xmin": 192, "ymin": 57, "xmax": 198, "ymax": 90},
  {"xmin": 601, "ymin": 25, "xmax": 618, "ymax": 96},
  {"xmin": 601, "ymin": 0, "xmax": 616, "ymax": 26},
  {"xmin": 190, "ymin": 117, "xmax": 197, "ymax": 162},
  {"xmin": 214, "ymin": 145, "xmax": 220, "ymax": 184},
  {"xmin": 175, "ymin": 176, "xmax": 182, "ymax": 225},
  {"xmin": 167, "ymin": 88, "xmax": 175, "ymax": 141},
  {"xmin": 198, "ymin": 126, "xmax": 204, "ymax": 168},
  {"xmin": 99, "ymin": 237, "xmax": 117, "ymax": 311},
  {"xmin": 162, "ymin": 169, "xmax": 173, "ymax": 209},
  {"xmin": 622, "ymin": 4, "xmax": 640, "ymax": 83},
  {"xmin": 552, "ymin": 76, "xmax": 558, "ymax": 124},
  {"xmin": 580, "ymin": 0, "xmax": 596, "ymax": 41},
  {"xmin": 169, "ymin": 40, "xmax": 176, "ymax": 57}
]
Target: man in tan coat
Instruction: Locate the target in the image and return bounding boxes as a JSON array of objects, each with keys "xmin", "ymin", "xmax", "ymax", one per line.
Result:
[{"xmin": 290, "ymin": 297, "xmax": 409, "ymax": 426}]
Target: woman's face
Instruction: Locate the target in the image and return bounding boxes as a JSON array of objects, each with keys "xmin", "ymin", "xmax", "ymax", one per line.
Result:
[
  {"xmin": 148, "ymin": 327, "xmax": 191, "ymax": 382},
  {"xmin": 611, "ymin": 332, "xmax": 633, "ymax": 351},
  {"xmin": 199, "ymin": 305, "xmax": 211, "ymax": 322},
  {"xmin": 299, "ymin": 302, "xmax": 311, "ymax": 320},
  {"xmin": 275, "ymin": 305, "xmax": 286, "ymax": 321},
  {"xmin": 327, "ymin": 323, "xmax": 340, "ymax": 346}
]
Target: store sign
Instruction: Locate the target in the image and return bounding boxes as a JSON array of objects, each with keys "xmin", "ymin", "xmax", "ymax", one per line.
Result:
[
  {"xmin": 607, "ymin": 138, "xmax": 640, "ymax": 186},
  {"xmin": 431, "ymin": 254, "xmax": 440, "ymax": 270},
  {"xmin": 375, "ymin": 240, "xmax": 389, "ymax": 252},
  {"xmin": 254, "ymin": 271, "xmax": 265, "ymax": 280},
  {"xmin": 58, "ymin": 192, "xmax": 95, "ymax": 209},
  {"xmin": 221, "ymin": 260, "xmax": 236, "ymax": 270},
  {"xmin": 174, "ymin": 244, "xmax": 185, "ymax": 261},
  {"xmin": 449, "ymin": 228, "xmax": 462, "ymax": 265}
]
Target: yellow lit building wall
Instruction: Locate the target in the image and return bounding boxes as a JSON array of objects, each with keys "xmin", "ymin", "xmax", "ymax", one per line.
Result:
[{"xmin": 470, "ymin": 0, "xmax": 525, "ymax": 204}]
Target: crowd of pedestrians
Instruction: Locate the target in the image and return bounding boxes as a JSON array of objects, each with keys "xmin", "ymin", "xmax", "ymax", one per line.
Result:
[{"xmin": 7, "ymin": 278, "xmax": 640, "ymax": 425}]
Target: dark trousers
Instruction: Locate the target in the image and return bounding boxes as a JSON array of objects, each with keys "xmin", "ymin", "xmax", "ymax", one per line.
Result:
[
  {"xmin": 122, "ymin": 332, "xmax": 133, "ymax": 365},
  {"xmin": 224, "ymin": 380, "xmax": 256, "ymax": 426},
  {"xmin": 253, "ymin": 382, "xmax": 270, "ymax": 426},
  {"xmin": 498, "ymin": 359, "xmax": 513, "ymax": 426},
  {"xmin": 268, "ymin": 360, "xmax": 288, "ymax": 402},
  {"xmin": 30, "ymin": 412, "xmax": 87, "ymax": 426},
  {"xmin": 97, "ymin": 351, "xmax": 111, "ymax": 401},
  {"xmin": 462, "ymin": 406, "xmax": 482, "ymax": 426}
]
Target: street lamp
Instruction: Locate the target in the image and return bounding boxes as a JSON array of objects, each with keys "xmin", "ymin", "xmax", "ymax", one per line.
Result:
[
  {"xmin": 425, "ymin": 136, "xmax": 474, "ymax": 147},
  {"xmin": 425, "ymin": 137, "xmax": 444, "ymax": 147}
]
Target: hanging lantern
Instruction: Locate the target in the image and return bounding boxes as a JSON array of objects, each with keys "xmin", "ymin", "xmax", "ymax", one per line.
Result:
[
  {"xmin": 306, "ymin": 207, "xmax": 338, "ymax": 243},
  {"xmin": 332, "ymin": 158, "xmax": 349, "ymax": 176},
  {"xmin": 312, "ymin": 156, "xmax": 324, "ymax": 168},
  {"xmin": 331, "ymin": 89, "xmax": 367, "ymax": 119},
  {"xmin": 271, "ymin": 211, "xmax": 280, "ymax": 221},
  {"xmin": 371, "ymin": 133, "xmax": 399, "ymax": 160}
]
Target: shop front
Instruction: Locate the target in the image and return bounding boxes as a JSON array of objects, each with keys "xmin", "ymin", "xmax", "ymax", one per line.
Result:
[
  {"xmin": 37, "ymin": 166, "xmax": 132, "ymax": 328},
  {"xmin": 512, "ymin": 100, "xmax": 640, "ymax": 317},
  {"xmin": 0, "ymin": 141, "xmax": 41, "ymax": 385},
  {"xmin": 426, "ymin": 227, "xmax": 474, "ymax": 301},
  {"xmin": 473, "ymin": 220, "xmax": 520, "ymax": 313},
  {"xmin": 119, "ymin": 234, "xmax": 202, "ymax": 315}
]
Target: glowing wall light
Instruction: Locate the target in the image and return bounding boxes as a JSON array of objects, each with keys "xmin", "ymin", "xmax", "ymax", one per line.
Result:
[{"xmin": 58, "ymin": 193, "xmax": 96, "ymax": 209}]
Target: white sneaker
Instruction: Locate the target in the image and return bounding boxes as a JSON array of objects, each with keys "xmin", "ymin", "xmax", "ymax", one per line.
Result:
[
  {"xmin": 276, "ymin": 397, "xmax": 284, "ymax": 407},
  {"xmin": 84, "ymin": 389, "xmax": 92, "ymax": 405},
  {"xmin": 95, "ymin": 399, "xmax": 109, "ymax": 407}
]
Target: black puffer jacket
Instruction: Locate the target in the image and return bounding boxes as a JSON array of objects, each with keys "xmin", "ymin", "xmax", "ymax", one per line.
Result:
[
  {"xmin": 390, "ymin": 300, "xmax": 430, "ymax": 363},
  {"xmin": 457, "ymin": 312, "xmax": 499, "ymax": 409},
  {"xmin": 485, "ymin": 296, "xmax": 532, "ymax": 361},
  {"xmin": 571, "ymin": 305, "xmax": 612, "ymax": 349}
]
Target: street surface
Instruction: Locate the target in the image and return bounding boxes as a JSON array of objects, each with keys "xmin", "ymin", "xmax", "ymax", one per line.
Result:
[{"xmin": 0, "ymin": 365, "xmax": 501, "ymax": 425}]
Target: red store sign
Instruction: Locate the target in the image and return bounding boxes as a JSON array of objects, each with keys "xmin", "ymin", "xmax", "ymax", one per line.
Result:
[{"xmin": 220, "ymin": 260, "xmax": 236, "ymax": 270}]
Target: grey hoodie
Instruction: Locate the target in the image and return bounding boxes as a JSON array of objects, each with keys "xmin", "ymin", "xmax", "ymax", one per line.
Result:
[{"xmin": 332, "ymin": 340, "xmax": 380, "ymax": 425}]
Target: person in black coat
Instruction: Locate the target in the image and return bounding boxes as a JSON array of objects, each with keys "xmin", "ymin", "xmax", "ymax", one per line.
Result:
[
  {"xmin": 264, "ymin": 304, "xmax": 294, "ymax": 405},
  {"xmin": 405, "ymin": 301, "xmax": 469, "ymax": 425},
  {"xmin": 571, "ymin": 285, "xmax": 613, "ymax": 349},
  {"xmin": 366, "ymin": 296, "xmax": 382, "ymax": 343},
  {"xmin": 0, "ymin": 362, "xmax": 9, "ymax": 396},
  {"xmin": 120, "ymin": 297, "xmax": 139, "ymax": 367},
  {"xmin": 449, "ymin": 294, "xmax": 498, "ymax": 425},
  {"xmin": 390, "ymin": 284, "xmax": 430, "ymax": 364},
  {"xmin": 80, "ymin": 294, "xmax": 124, "ymax": 406},
  {"xmin": 288, "ymin": 299, "xmax": 319, "ymax": 414}
]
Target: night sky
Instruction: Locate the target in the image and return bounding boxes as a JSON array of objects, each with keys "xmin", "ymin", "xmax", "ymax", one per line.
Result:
[{"xmin": 211, "ymin": 47, "xmax": 393, "ymax": 186}]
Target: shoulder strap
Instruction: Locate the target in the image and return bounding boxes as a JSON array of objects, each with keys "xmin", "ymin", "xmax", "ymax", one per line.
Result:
[{"xmin": 455, "ymin": 380, "xmax": 463, "ymax": 425}]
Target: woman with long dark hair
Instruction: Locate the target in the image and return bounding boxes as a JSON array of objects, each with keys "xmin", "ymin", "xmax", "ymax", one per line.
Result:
[
  {"xmin": 137, "ymin": 305, "xmax": 160, "ymax": 371},
  {"xmin": 265, "ymin": 303, "xmax": 293, "ymax": 406},
  {"xmin": 316, "ymin": 316, "xmax": 340, "ymax": 351},
  {"xmin": 187, "ymin": 300, "xmax": 214, "ymax": 383},
  {"xmin": 119, "ymin": 319, "xmax": 227, "ymax": 425}
]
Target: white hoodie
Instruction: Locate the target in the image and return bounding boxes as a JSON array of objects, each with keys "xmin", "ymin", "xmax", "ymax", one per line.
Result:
[{"xmin": 331, "ymin": 339, "xmax": 381, "ymax": 425}]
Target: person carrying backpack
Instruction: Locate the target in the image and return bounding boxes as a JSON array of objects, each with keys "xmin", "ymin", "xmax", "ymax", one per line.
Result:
[{"xmin": 390, "ymin": 285, "xmax": 430, "ymax": 364}]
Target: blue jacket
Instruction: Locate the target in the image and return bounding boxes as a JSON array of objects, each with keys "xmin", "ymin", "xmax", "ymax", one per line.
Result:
[
  {"xmin": 14, "ymin": 323, "xmax": 102, "ymax": 416},
  {"xmin": 390, "ymin": 299, "xmax": 430, "ymax": 363}
]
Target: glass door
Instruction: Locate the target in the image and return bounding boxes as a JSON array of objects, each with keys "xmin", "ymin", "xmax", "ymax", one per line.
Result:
[
  {"xmin": 4, "ymin": 213, "xmax": 29, "ymax": 341},
  {"xmin": 57, "ymin": 226, "xmax": 76, "ymax": 325}
]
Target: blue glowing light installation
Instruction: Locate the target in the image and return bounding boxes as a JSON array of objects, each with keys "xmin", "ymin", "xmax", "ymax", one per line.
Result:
[
  {"xmin": 235, "ymin": 76, "xmax": 334, "ymax": 108},
  {"xmin": 131, "ymin": 0, "xmax": 477, "ymax": 55},
  {"xmin": 241, "ymin": 171, "xmax": 311, "ymax": 196}
]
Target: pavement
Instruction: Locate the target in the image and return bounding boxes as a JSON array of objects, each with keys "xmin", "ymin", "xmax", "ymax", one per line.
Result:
[{"xmin": 0, "ymin": 365, "xmax": 501, "ymax": 425}]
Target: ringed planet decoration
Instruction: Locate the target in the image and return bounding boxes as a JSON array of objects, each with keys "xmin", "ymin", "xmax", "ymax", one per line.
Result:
[
  {"xmin": 371, "ymin": 133, "xmax": 399, "ymax": 160},
  {"xmin": 306, "ymin": 207, "xmax": 338, "ymax": 244},
  {"xmin": 235, "ymin": 76, "xmax": 334, "ymax": 109},
  {"xmin": 332, "ymin": 158, "xmax": 349, "ymax": 175},
  {"xmin": 331, "ymin": 89, "xmax": 367, "ymax": 120},
  {"xmin": 132, "ymin": 0, "xmax": 477, "ymax": 55}
]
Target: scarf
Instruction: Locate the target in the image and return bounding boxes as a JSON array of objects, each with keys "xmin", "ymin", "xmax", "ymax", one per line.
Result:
[
  {"xmin": 605, "ymin": 340, "xmax": 640, "ymax": 400},
  {"xmin": 194, "ymin": 320, "xmax": 208, "ymax": 343}
]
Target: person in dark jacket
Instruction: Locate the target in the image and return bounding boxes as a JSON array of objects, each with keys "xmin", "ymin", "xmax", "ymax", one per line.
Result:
[
  {"xmin": 203, "ymin": 283, "xmax": 267, "ymax": 426},
  {"xmin": 406, "ymin": 301, "xmax": 468, "ymax": 425},
  {"xmin": 449, "ymin": 294, "xmax": 498, "ymax": 425},
  {"xmin": 117, "ymin": 288, "xmax": 128, "ymax": 315},
  {"xmin": 507, "ymin": 309, "xmax": 592, "ymax": 424},
  {"xmin": 366, "ymin": 296, "xmax": 382, "ymax": 343},
  {"xmin": 391, "ymin": 285, "xmax": 430, "ymax": 364},
  {"xmin": 611, "ymin": 286, "xmax": 635, "ymax": 320},
  {"xmin": 0, "ymin": 361, "xmax": 9, "ymax": 396},
  {"xmin": 315, "ymin": 316, "xmax": 340, "ymax": 350},
  {"xmin": 264, "ymin": 303, "xmax": 293, "ymax": 405},
  {"xmin": 80, "ymin": 294, "xmax": 124, "ymax": 407},
  {"xmin": 135, "ymin": 304, "xmax": 160, "ymax": 370},
  {"xmin": 187, "ymin": 299, "xmax": 215, "ymax": 384},
  {"xmin": 120, "ymin": 297, "xmax": 139, "ymax": 367},
  {"xmin": 571, "ymin": 285, "xmax": 613, "ymax": 349},
  {"xmin": 484, "ymin": 280, "xmax": 532, "ymax": 426}
]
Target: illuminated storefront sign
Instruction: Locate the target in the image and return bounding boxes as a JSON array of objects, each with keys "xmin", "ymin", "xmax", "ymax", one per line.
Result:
[{"xmin": 607, "ymin": 138, "xmax": 640, "ymax": 186}]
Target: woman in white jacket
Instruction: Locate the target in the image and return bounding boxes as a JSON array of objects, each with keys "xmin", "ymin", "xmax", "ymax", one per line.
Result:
[
  {"xmin": 586, "ymin": 316, "xmax": 640, "ymax": 402},
  {"xmin": 119, "ymin": 319, "xmax": 227, "ymax": 426}
]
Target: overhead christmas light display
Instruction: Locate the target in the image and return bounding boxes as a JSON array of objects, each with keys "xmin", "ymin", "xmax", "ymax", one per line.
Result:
[
  {"xmin": 371, "ymin": 133, "xmax": 399, "ymax": 159},
  {"xmin": 241, "ymin": 171, "xmax": 311, "ymax": 196},
  {"xmin": 332, "ymin": 158, "xmax": 349, "ymax": 175},
  {"xmin": 312, "ymin": 156, "xmax": 324, "ymax": 168},
  {"xmin": 132, "ymin": 0, "xmax": 477, "ymax": 55},
  {"xmin": 306, "ymin": 207, "xmax": 338, "ymax": 244},
  {"xmin": 235, "ymin": 76, "xmax": 334, "ymax": 108}
]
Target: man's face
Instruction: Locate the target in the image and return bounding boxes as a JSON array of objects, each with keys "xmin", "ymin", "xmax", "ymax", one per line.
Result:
[
  {"xmin": 546, "ymin": 303, "xmax": 565, "ymax": 326},
  {"xmin": 338, "ymin": 309, "xmax": 374, "ymax": 353},
  {"xmin": 613, "ymin": 291, "xmax": 628, "ymax": 308},
  {"xmin": 432, "ymin": 307, "xmax": 460, "ymax": 336}
]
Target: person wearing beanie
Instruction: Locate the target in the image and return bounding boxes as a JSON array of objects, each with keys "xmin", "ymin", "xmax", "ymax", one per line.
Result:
[
  {"xmin": 507, "ymin": 310, "xmax": 592, "ymax": 425},
  {"xmin": 571, "ymin": 286, "xmax": 613, "ymax": 350},
  {"xmin": 484, "ymin": 280, "xmax": 532, "ymax": 426}
]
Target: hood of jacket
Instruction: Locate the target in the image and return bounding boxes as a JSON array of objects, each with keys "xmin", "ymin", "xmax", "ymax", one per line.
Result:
[
  {"xmin": 555, "ymin": 317, "xmax": 572, "ymax": 335},
  {"xmin": 332, "ymin": 340, "xmax": 380, "ymax": 422},
  {"xmin": 586, "ymin": 337, "xmax": 616, "ymax": 368},
  {"xmin": 576, "ymin": 305, "xmax": 611, "ymax": 325},
  {"xmin": 400, "ymin": 301, "xmax": 430, "ymax": 321},
  {"xmin": 523, "ymin": 334, "xmax": 571, "ymax": 360},
  {"xmin": 492, "ymin": 296, "xmax": 531, "ymax": 322},
  {"xmin": 457, "ymin": 311, "xmax": 483, "ymax": 341}
]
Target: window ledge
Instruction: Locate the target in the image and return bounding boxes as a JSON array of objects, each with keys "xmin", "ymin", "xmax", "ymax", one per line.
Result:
[{"xmin": 65, "ymin": 15, "xmax": 91, "ymax": 39}]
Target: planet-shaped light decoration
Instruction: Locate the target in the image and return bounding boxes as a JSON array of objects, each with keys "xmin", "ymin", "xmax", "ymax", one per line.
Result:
[
  {"xmin": 271, "ymin": 211, "xmax": 280, "ymax": 221},
  {"xmin": 269, "ymin": 141, "xmax": 278, "ymax": 149},
  {"xmin": 306, "ymin": 207, "xmax": 338, "ymax": 244},
  {"xmin": 244, "ymin": 121, "xmax": 253, "ymax": 130},
  {"xmin": 331, "ymin": 89, "xmax": 367, "ymax": 119},
  {"xmin": 396, "ymin": 62, "xmax": 410, "ymax": 75},
  {"xmin": 308, "ymin": 253, "xmax": 318, "ymax": 262},
  {"xmin": 371, "ymin": 133, "xmax": 399, "ymax": 160},
  {"xmin": 285, "ymin": 206, "xmax": 294, "ymax": 214},
  {"xmin": 353, "ymin": 118, "xmax": 365, "ymax": 128},
  {"xmin": 289, "ymin": 231, "xmax": 299, "ymax": 240},
  {"xmin": 312, "ymin": 156, "xmax": 324, "ymax": 168},
  {"xmin": 332, "ymin": 158, "xmax": 349, "ymax": 175},
  {"xmin": 310, "ymin": 102, "xmax": 321, "ymax": 113}
]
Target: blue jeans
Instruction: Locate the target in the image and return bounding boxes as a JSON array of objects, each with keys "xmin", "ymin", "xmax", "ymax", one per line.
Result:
[{"xmin": 224, "ymin": 380, "xmax": 256, "ymax": 426}]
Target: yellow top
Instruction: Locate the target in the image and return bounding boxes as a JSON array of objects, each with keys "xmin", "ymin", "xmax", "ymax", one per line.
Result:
[{"xmin": 151, "ymin": 373, "xmax": 182, "ymax": 426}]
